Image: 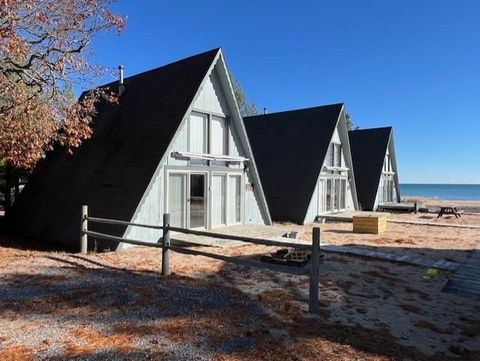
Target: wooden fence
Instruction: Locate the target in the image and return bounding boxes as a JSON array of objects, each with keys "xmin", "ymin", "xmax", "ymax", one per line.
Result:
[{"xmin": 80, "ymin": 205, "xmax": 321, "ymax": 313}]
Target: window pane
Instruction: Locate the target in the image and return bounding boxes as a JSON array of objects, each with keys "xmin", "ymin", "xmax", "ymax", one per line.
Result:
[
  {"xmin": 334, "ymin": 179, "xmax": 340, "ymax": 210},
  {"xmin": 190, "ymin": 174, "xmax": 206, "ymax": 228},
  {"xmin": 335, "ymin": 144, "xmax": 342, "ymax": 167},
  {"xmin": 211, "ymin": 116, "xmax": 226, "ymax": 155},
  {"xmin": 326, "ymin": 144, "xmax": 333, "ymax": 167},
  {"xmin": 228, "ymin": 175, "xmax": 242, "ymax": 223},
  {"xmin": 168, "ymin": 174, "xmax": 186, "ymax": 228},
  {"xmin": 212, "ymin": 175, "xmax": 226, "ymax": 226},
  {"xmin": 340, "ymin": 179, "xmax": 346, "ymax": 209},
  {"xmin": 189, "ymin": 113, "xmax": 207, "ymax": 153},
  {"xmin": 326, "ymin": 179, "xmax": 332, "ymax": 211}
]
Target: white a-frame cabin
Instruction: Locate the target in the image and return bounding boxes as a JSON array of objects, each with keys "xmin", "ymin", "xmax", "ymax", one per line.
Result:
[
  {"xmin": 14, "ymin": 49, "xmax": 271, "ymax": 250},
  {"xmin": 244, "ymin": 104, "xmax": 359, "ymax": 224}
]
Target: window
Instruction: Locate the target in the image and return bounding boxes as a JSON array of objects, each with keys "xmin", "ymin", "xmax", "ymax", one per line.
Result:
[
  {"xmin": 228, "ymin": 175, "xmax": 242, "ymax": 223},
  {"xmin": 326, "ymin": 144, "xmax": 334, "ymax": 167},
  {"xmin": 189, "ymin": 112, "xmax": 228, "ymax": 155},
  {"xmin": 210, "ymin": 116, "xmax": 227, "ymax": 155},
  {"xmin": 168, "ymin": 173, "xmax": 187, "ymax": 228},
  {"xmin": 327, "ymin": 143, "xmax": 342, "ymax": 167},
  {"xmin": 189, "ymin": 113, "xmax": 207, "ymax": 153},
  {"xmin": 384, "ymin": 155, "xmax": 391, "ymax": 173},
  {"xmin": 212, "ymin": 174, "xmax": 227, "ymax": 226},
  {"xmin": 335, "ymin": 144, "xmax": 342, "ymax": 167}
]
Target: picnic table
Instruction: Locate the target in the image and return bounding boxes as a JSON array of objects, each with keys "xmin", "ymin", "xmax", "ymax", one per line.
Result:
[{"xmin": 437, "ymin": 206, "xmax": 463, "ymax": 218}]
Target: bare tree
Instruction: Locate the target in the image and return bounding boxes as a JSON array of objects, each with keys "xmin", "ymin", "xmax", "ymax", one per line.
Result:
[{"xmin": 230, "ymin": 73, "xmax": 258, "ymax": 117}]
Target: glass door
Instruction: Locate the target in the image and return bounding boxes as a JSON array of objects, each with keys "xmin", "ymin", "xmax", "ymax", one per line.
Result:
[
  {"xmin": 189, "ymin": 173, "xmax": 207, "ymax": 228},
  {"xmin": 228, "ymin": 175, "xmax": 242, "ymax": 224},
  {"xmin": 211, "ymin": 174, "xmax": 227, "ymax": 227},
  {"xmin": 168, "ymin": 173, "xmax": 187, "ymax": 228}
]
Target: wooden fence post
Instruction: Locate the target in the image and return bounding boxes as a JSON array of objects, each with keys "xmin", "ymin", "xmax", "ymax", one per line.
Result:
[
  {"xmin": 80, "ymin": 205, "xmax": 88, "ymax": 254},
  {"xmin": 162, "ymin": 213, "xmax": 170, "ymax": 276},
  {"xmin": 309, "ymin": 227, "xmax": 320, "ymax": 313}
]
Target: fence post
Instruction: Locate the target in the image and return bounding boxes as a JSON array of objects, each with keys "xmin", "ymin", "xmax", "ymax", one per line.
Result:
[
  {"xmin": 309, "ymin": 227, "xmax": 320, "ymax": 313},
  {"xmin": 80, "ymin": 205, "xmax": 88, "ymax": 254},
  {"xmin": 162, "ymin": 213, "xmax": 170, "ymax": 276}
]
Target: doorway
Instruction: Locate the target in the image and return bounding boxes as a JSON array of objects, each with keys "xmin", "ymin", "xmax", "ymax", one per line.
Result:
[{"xmin": 167, "ymin": 172, "xmax": 207, "ymax": 229}]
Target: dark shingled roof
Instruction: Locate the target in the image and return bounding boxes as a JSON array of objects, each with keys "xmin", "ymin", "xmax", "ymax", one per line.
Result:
[
  {"xmin": 13, "ymin": 48, "xmax": 220, "ymax": 250},
  {"xmin": 244, "ymin": 104, "xmax": 343, "ymax": 224},
  {"xmin": 348, "ymin": 127, "xmax": 392, "ymax": 211}
]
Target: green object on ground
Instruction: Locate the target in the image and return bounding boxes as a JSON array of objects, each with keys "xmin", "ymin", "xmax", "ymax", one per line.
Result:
[{"xmin": 422, "ymin": 268, "xmax": 439, "ymax": 279}]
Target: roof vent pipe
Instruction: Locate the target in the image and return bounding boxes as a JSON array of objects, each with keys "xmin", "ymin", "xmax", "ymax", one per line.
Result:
[{"xmin": 118, "ymin": 65, "xmax": 125, "ymax": 96}]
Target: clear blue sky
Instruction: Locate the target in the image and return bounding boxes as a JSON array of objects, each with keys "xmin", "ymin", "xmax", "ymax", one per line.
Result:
[{"xmin": 89, "ymin": 0, "xmax": 480, "ymax": 184}]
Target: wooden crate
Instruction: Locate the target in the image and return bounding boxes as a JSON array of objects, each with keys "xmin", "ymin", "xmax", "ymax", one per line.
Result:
[{"xmin": 353, "ymin": 215, "xmax": 387, "ymax": 234}]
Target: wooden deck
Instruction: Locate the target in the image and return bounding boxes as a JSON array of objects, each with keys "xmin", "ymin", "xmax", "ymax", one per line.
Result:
[{"xmin": 442, "ymin": 244, "xmax": 480, "ymax": 299}]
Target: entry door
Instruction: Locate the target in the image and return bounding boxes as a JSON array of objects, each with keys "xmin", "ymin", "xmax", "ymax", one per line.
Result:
[{"xmin": 168, "ymin": 172, "xmax": 207, "ymax": 229}]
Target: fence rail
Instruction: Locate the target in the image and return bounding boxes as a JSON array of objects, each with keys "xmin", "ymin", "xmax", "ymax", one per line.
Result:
[{"xmin": 80, "ymin": 205, "xmax": 321, "ymax": 313}]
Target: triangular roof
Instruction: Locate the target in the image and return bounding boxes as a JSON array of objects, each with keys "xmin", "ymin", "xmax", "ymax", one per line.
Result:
[
  {"xmin": 348, "ymin": 127, "xmax": 393, "ymax": 210},
  {"xmin": 244, "ymin": 103, "xmax": 344, "ymax": 223},
  {"xmin": 13, "ymin": 49, "xmax": 221, "ymax": 248}
]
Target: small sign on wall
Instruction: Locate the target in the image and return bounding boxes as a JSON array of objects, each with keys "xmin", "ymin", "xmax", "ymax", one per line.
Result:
[{"xmin": 246, "ymin": 183, "xmax": 254, "ymax": 191}]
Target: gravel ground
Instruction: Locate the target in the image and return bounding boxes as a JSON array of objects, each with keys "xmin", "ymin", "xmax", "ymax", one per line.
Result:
[{"xmin": 0, "ymin": 252, "xmax": 265, "ymax": 360}]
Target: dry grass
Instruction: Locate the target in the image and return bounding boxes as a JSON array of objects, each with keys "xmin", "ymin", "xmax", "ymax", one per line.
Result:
[
  {"xmin": 0, "ymin": 345, "xmax": 33, "ymax": 361},
  {"xmin": 64, "ymin": 327, "xmax": 135, "ymax": 358}
]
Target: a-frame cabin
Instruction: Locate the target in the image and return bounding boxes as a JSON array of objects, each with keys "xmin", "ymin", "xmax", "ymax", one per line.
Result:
[
  {"xmin": 13, "ymin": 49, "xmax": 272, "ymax": 250},
  {"xmin": 348, "ymin": 127, "xmax": 401, "ymax": 211},
  {"xmin": 244, "ymin": 104, "xmax": 359, "ymax": 224}
]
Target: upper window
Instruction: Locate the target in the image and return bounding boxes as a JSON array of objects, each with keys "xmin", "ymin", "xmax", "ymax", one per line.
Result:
[
  {"xmin": 327, "ymin": 143, "xmax": 342, "ymax": 167},
  {"xmin": 384, "ymin": 155, "xmax": 391, "ymax": 172},
  {"xmin": 189, "ymin": 112, "xmax": 208, "ymax": 153},
  {"xmin": 189, "ymin": 112, "xmax": 228, "ymax": 155},
  {"xmin": 210, "ymin": 116, "xmax": 227, "ymax": 155}
]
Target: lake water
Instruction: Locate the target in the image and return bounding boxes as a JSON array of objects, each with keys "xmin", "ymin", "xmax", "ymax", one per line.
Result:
[{"xmin": 400, "ymin": 184, "xmax": 480, "ymax": 201}]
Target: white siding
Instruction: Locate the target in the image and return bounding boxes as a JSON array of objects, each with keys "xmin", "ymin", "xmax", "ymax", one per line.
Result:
[
  {"xmin": 192, "ymin": 69, "xmax": 229, "ymax": 116},
  {"xmin": 245, "ymin": 172, "xmax": 267, "ymax": 224}
]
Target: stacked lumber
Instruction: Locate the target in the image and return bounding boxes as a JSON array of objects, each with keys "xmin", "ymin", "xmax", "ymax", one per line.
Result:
[{"xmin": 353, "ymin": 215, "xmax": 387, "ymax": 234}]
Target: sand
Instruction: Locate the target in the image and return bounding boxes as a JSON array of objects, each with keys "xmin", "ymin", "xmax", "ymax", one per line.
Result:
[{"xmin": 298, "ymin": 212, "xmax": 480, "ymax": 263}]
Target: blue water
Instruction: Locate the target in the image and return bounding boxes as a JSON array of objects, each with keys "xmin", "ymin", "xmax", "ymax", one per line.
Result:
[{"xmin": 400, "ymin": 184, "xmax": 480, "ymax": 201}]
